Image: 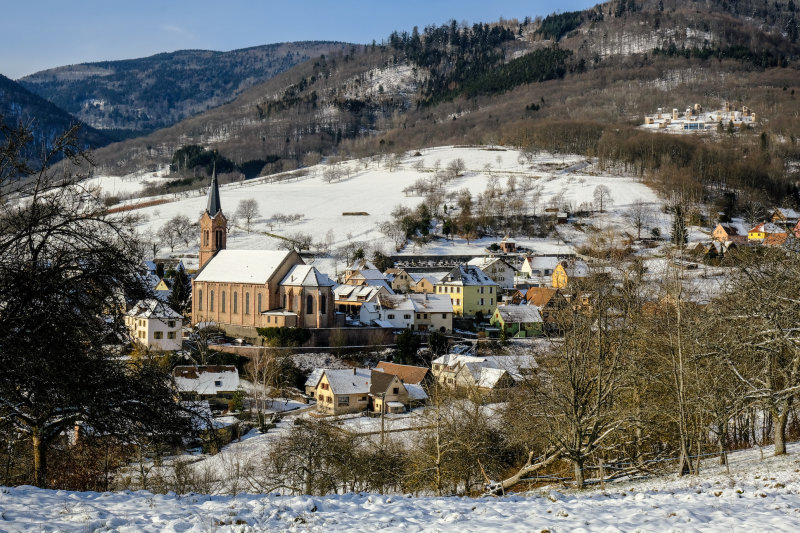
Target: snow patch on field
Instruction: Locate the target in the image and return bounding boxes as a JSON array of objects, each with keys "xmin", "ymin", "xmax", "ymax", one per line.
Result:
[{"xmin": 2, "ymin": 442, "xmax": 800, "ymax": 531}]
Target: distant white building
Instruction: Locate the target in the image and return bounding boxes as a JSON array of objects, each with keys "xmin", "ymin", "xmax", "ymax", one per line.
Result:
[
  {"xmin": 431, "ymin": 353, "xmax": 538, "ymax": 392},
  {"xmin": 517, "ymin": 256, "xmax": 561, "ymax": 287},
  {"xmin": 360, "ymin": 293, "xmax": 454, "ymax": 332},
  {"xmin": 125, "ymin": 299, "xmax": 183, "ymax": 351}
]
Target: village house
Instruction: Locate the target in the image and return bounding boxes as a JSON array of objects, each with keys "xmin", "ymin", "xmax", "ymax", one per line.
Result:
[
  {"xmin": 711, "ymin": 223, "xmax": 747, "ymax": 244},
  {"xmin": 409, "ymin": 273, "xmax": 439, "ymax": 294},
  {"xmin": 517, "ymin": 256, "xmax": 561, "ymax": 287},
  {"xmin": 489, "ymin": 305, "xmax": 544, "ymax": 338},
  {"xmin": 191, "ymin": 173, "xmax": 335, "ymax": 337},
  {"xmin": 125, "ymin": 298, "xmax": 183, "ymax": 351},
  {"xmin": 748, "ymin": 222, "xmax": 786, "ymax": 242},
  {"xmin": 360, "ymin": 293, "xmax": 454, "ymax": 332},
  {"xmin": 771, "ymin": 207, "xmax": 800, "ymax": 227},
  {"xmin": 431, "ymin": 353, "xmax": 537, "ymax": 394},
  {"xmin": 384, "ymin": 267, "xmax": 415, "ymax": 292},
  {"xmin": 374, "ymin": 361, "xmax": 429, "ymax": 386},
  {"xmin": 498, "ymin": 235, "xmax": 516, "ymax": 253},
  {"xmin": 468, "ymin": 256, "xmax": 516, "ymax": 290},
  {"xmin": 525, "ymin": 287, "xmax": 568, "ymax": 332},
  {"xmin": 333, "ymin": 284, "xmax": 386, "ymax": 316},
  {"xmin": 552, "ymin": 259, "xmax": 590, "ymax": 289},
  {"xmin": 172, "ymin": 365, "xmax": 240, "ymax": 406},
  {"xmin": 311, "ymin": 368, "xmax": 421, "ymax": 415},
  {"xmin": 434, "ymin": 264, "xmax": 498, "ymax": 317}
]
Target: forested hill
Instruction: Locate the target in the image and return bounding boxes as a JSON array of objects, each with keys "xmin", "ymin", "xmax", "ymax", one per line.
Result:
[
  {"xmin": 82, "ymin": 0, "xmax": 800, "ymax": 198},
  {"xmin": 18, "ymin": 41, "xmax": 351, "ymax": 138},
  {"xmin": 0, "ymin": 74, "xmax": 113, "ymax": 167}
]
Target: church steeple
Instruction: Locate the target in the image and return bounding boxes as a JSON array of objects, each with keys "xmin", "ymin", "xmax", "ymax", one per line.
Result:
[
  {"xmin": 206, "ymin": 164, "xmax": 222, "ymax": 217},
  {"xmin": 198, "ymin": 165, "xmax": 227, "ymax": 270}
]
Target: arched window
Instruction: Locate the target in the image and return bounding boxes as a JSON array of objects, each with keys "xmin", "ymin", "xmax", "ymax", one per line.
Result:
[
  {"xmin": 306, "ymin": 294, "xmax": 314, "ymax": 314},
  {"xmin": 221, "ymin": 291, "xmax": 226, "ymax": 312},
  {"xmin": 203, "ymin": 230, "xmax": 209, "ymax": 246},
  {"xmin": 320, "ymin": 295, "xmax": 326, "ymax": 314},
  {"xmin": 198, "ymin": 289, "xmax": 203, "ymax": 310},
  {"xmin": 233, "ymin": 292, "xmax": 238, "ymax": 314},
  {"xmin": 210, "ymin": 290, "xmax": 215, "ymax": 311},
  {"xmin": 215, "ymin": 229, "xmax": 223, "ymax": 248},
  {"xmin": 245, "ymin": 292, "xmax": 250, "ymax": 314}
]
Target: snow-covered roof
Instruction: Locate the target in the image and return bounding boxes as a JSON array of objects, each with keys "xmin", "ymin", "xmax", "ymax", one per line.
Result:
[
  {"xmin": 280, "ymin": 264, "xmax": 335, "ymax": 287},
  {"xmin": 468, "ymin": 256, "xmax": 513, "ymax": 271},
  {"xmin": 335, "ymin": 284, "xmax": 383, "ymax": 302},
  {"xmin": 346, "ymin": 259, "xmax": 378, "ymax": 272},
  {"xmin": 364, "ymin": 279, "xmax": 395, "ymax": 293},
  {"xmin": 432, "ymin": 353, "xmax": 537, "ymax": 382},
  {"xmin": 409, "ymin": 273, "xmax": 439, "ymax": 285},
  {"xmin": 305, "ymin": 368, "xmax": 325, "ymax": 388},
  {"xmin": 750, "ymin": 222, "xmax": 786, "ymax": 234},
  {"xmin": 774, "ymin": 207, "xmax": 800, "ymax": 220},
  {"xmin": 561, "ymin": 260, "xmax": 590, "ymax": 277},
  {"xmin": 173, "ymin": 365, "xmax": 240, "ymax": 395},
  {"xmin": 126, "ymin": 299, "xmax": 182, "ymax": 320},
  {"xmin": 474, "ymin": 366, "xmax": 508, "ymax": 389},
  {"xmin": 494, "ymin": 305, "xmax": 543, "ymax": 324},
  {"xmin": 404, "ymin": 383, "xmax": 429, "ymax": 401},
  {"xmin": 377, "ymin": 293, "xmax": 453, "ymax": 314},
  {"xmin": 323, "ymin": 368, "xmax": 372, "ymax": 395},
  {"xmin": 439, "ymin": 265, "xmax": 497, "ymax": 286},
  {"xmin": 525, "ymin": 256, "xmax": 561, "ymax": 271},
  {"xmin": 194, "ymin": 250, "xmax": 295, "ymax": 284}
]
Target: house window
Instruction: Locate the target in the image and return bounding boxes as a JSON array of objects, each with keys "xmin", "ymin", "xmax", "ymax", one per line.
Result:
[
  {"xmin": 338, "ymin": 396, "xmax": 350, "ymax": 406},
  {"xmin": 306, "ymin": 294, "xmax": 314, "ymax": 314},
  {"xmin": 168, "ymin": 320, "xmax": 176, "ymax": 328},
  {"xmin": 210, "ymin": 290, "xmax": 214, "ymax": 311},
  {"xmin": 489, "ymin": 287, "xmax": 493, "ymax": 294},
  {"xmin": 387, "ymin": 313, "xmax": 395, "ymax": 319},
  {"xmin": 480, "ymin": 287, "xmax": 484, "ymax": 294},
  {"xmin": 221, "ymin": 291, "xmax": 226, "ymax": 312},
  {"xmin": 442, "ymin": 314, "xmax": 447, "ymax": 319},
  {"xmin": 214, "ymin": 380, "xmax": 222, "ymax": 387},
  {"xmin": 359, "ymin": 396, "xmax": 367, "ymax": 402},
  {"xmin": 245, "ymin": 293, "xmax": 250, "ymax": 314},
  {"xmin": 423, "ymin": 313, "xmax": 428, "ymax": 319},
  {"xmin": 392, "ymin": 387, "xmax": 399, "ymax": 394},
  {"xmin": 407, "ymin": 314, "xmax": 413, "ymax": 319},
  {"xmin": 233, "ymin": 292, "xmax": 238, "ymax": 313},
  {"xmin": 198, "ymin": 290, "xmax": 202, "ymax": 310},
  {"xmin": 480, "ymin": 298, "xmax": 484, "ymax": 306},
  {"xmin": 320, "ymin": 295, "xmax": 326, "ymax": 314},
  {"xmin": 154, "ymin": 331, "xmax": 163, "ymax": 339},
  {"xmin": 168, "ymin": 332, "xmax": 176, "ymax": 339},
  {"xmin": 490, "ymin": 298, "xmax": 493, "ymax": 305},
  {"xmin": 321, "ymin": 383, "xmax": 329, "ymax": 390}
]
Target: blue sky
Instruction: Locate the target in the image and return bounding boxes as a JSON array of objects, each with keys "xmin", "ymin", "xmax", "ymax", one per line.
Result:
[{"xmin": 2, "ymin": 0, "xmax": 597, "ymax": 79}]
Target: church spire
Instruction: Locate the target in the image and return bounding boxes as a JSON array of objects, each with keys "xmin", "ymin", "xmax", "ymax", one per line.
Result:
[{"xmin": 206, "ymin": 163, "xmax": 221, "ymax": 217}]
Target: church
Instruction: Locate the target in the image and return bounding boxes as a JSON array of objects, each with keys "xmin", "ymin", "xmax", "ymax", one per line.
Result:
[{"xmin": 191, "ymin": 172, "xmax": 335, "ymax": 337}]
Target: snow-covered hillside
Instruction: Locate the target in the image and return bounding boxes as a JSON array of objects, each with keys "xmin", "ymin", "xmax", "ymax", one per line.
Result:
[
  {"xmin": 2, "ymin": 442, "xmax": 799, "ymax": 531},
  {"xmin": 118, "ymin": 146, "xmax": 662, "ymax": 270}
]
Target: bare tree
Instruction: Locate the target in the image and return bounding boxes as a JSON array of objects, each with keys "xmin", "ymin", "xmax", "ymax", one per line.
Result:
[
  {"xmin": 593, "ymin": 184, "xmax": 613, "ymax": 213},
  {"xmin": 157, "ymin": 220, "xmax": 178, "ymax": 252},
  {"xmin": 624, "ymin": 199, "xmax": 652, "ymax": 240},
  {"xmin": 235, "ymin": 199, "xmax": 260, "ymax": 233}
]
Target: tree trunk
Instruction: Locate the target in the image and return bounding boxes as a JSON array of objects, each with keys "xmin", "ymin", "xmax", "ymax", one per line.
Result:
[
  {"xmin": 574, "ymin": 458, "xmax": 585, "ymax": 489},
  {"xmin": 774, "ymin": 409, "xmax": 789, "ymax": 456},
  {"xmin": 32, "ymin": 428, "xmax": 46, "ymax": 488}
]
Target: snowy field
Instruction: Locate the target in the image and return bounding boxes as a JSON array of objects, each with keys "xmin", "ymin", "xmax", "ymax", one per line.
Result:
[
  {"xmin": 84, "ymin": 166, "xmax": 173, "ymax": 197},
  {"xmin": 2, "ymin": 442, "xmax": 800, "ymax": 531},
  {"xmin": 116, "ymin": 146, "xmax": 663, "ymax": 272}
]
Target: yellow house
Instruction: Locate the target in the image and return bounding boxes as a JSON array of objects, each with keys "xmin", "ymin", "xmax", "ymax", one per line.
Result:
[
  {"xmin": 748, "ymin": 222, "xmax": 785, "ymax": 242},
  {"xmin": 552, "ymin": 260, "xmax": 589, "ymax": 289},
  {"xmin": 410, "ymin": 274, "xmax": 438, "ymax": 294},
  {"xmin": 434, "ymin": 265, "xmax": 498, "ymax": 317},
  {"xmin": 314, "ymin": 368, "xmax": 371, "ymax": 415}
]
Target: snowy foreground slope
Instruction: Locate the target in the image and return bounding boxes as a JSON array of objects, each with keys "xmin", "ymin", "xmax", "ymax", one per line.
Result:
[{"xmin": 2, "ymin": 443, "xmax": 800, "ymax": 532}]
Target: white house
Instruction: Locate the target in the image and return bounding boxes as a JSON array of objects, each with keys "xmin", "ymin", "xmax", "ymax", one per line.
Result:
[
  {"xmin": 468, "ymin": 256, "xmax": 516, "ymax": 290},
  {"xmin": 125, "ymin": 299, "xmax": 183, "ymax": 351},
  {"xmin": 360, "ymin": 293, "xmax": 454, "ymax": 332}
]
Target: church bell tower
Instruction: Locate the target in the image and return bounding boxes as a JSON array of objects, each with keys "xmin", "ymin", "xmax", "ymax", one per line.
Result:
[{"xmin": 198, "ymin": 167, "xmax": 227, "ymax": 269}]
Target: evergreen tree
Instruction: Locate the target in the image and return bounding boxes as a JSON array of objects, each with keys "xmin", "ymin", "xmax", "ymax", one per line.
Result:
[
  {"xmin": 168, "ymin": 264, "xmax": 192, "ymax": 314},
  {"xmin": 670, "ymin": 204, "xmax": 688, "ymax": 246}
]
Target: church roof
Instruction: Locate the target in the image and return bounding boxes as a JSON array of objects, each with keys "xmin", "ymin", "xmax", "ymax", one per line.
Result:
[
  {"xmin": 280, "ymin": 264, "xmax": 336, "ymax": 287},
  {"xmin": 206, "ymin": 168, "xmax": 222, "ymax": 217},
  {"xmin": 194, "ymin": 250, "xmax": 296, "ymax": 284}
]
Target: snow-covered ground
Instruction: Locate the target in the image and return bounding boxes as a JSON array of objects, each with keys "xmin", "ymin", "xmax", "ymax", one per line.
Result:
[
  {"xmin": 2, "ymin": 442, "xmax": 800, "ymax": 531},
  {"xmin": 127, "ymin": 146, "xmax": 663, "ymax": 271},
  {"xmin": 83, "ymin": 166, "xmax": 173, "ymax": 197}
]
